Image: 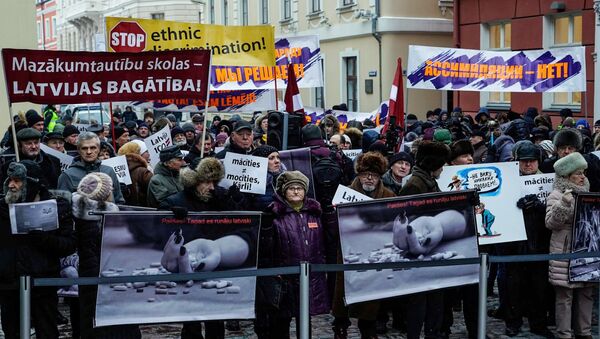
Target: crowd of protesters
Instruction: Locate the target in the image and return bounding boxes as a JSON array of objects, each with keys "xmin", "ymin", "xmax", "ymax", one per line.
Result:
[{"xmin": 0, "ymin": 103, "xmax": 599, "ymax": 339}]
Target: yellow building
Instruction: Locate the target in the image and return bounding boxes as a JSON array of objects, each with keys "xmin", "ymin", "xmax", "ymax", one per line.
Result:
[{"xmin": 0, "ymin": 0, "xmax": 39, "ymax": 137}]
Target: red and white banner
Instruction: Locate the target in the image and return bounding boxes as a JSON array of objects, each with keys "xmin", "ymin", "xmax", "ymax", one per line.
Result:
[{"xmin": 2, "ymin": 49, "xmax": 211, "ymax": 104}]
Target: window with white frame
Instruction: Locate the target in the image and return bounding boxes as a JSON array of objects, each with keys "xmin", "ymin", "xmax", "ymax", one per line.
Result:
[
  {"xmin": 45, "ymin": 18, "xmax": 50, "ymax": 39},
  {"xmin": 310, "ymin": 0, "xmax": 322, "ymax": 13},
  {"xmin": 260, "ymin": 0, "xmax": 269, "ymax": 24},
  {"xmin": 223, "ymin": 0, "xmax": 229, "ymax": 25},
  {"xmin": 343, "ymin": 56, "xmax": 358, "ymax": 111},
  {"xmin": 37, "ymin": 21, "xmax": 42, "ymax": 41},
  {"xmin": 209, "ymin": 0, "xmax": 215, "ymax": 24},
  {"xmin": 484, "ymin": 22, "xmax": 511, "ymax": 106},
  {"xmin": 340, "ymin": 0, "xmax": 355, "ymax": 7},
  {"xmin": 550, "ymin": 13, "xmax": 582, "ymax": 107},
  {"xmin": 52, "ymin": 17, "xmax": 57, "ymax": 38},
  {"xmin": 151, "ymin": 13, "xmax": 164, "ymax": 20},
  {"xmin": 240, "ymin": 0, "xmax": 248, "ymax": 25},
  {"xmin": 282, "ymin": 0, "xmax": 291, "ymax": 21}
]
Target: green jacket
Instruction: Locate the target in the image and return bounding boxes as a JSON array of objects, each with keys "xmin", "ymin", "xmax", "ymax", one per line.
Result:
[{"xmin": 147, "ymin": 162, "xmax": 183, "ymax": 208}]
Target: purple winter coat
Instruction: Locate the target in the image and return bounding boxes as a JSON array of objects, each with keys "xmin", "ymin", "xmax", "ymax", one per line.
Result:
[{"xmin": 269, "ymin": 195, "xmax": 330, "ymax": 316}]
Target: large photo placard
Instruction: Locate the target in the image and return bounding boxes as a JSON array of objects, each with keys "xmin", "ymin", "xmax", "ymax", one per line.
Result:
[
  {"xmin": 569, "ymin": 193, "xmax": 600, "ymax": 282},
  {"xmin": 437, "ymin": 162, "xmax": 527, "ymax": 245},
  {"xmin": 337, "ymin": 191, "xmax": 479, "ymax": 304},
  {"xmin": 95, "ymin": 211, "xmax": 260, "ymax": 327}
]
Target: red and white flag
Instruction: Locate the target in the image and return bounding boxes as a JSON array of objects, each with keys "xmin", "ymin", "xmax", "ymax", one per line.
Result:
[
  {"xmin": 284, "ymin": 64, "xmax": 304, "ymax": 114},
  {"xmin": 383, "ymin": 57, "xmax": 405, "ymax": 133}
]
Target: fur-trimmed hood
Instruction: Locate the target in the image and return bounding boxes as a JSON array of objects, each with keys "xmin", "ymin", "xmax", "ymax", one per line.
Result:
[
  {"xmin": 355, "ymin": 151, "xmax": 388, "ymax": 176},
  {"xmin": 179, "ymin": 157, "xmax": 224, "ymax": 189},
  {"xmin": 124, "ymin": 153, "xmax": 148, "ymax": 171},
  {"xmin": 552, "ymin": 175, "xmax": 590, "ymax": 194}
]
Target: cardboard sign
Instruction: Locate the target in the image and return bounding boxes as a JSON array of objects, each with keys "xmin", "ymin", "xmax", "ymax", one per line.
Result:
[
  {"xmin": 144, "ymin": 125, "xmax": 172, "ymax": 167},
  {"xmin": 520, "ymin": 173, "xmax": 554, "ymax": 204},
  {"xmin": 220, "ymin": 153, "xmax": 268, "ymax": 195},
  {"xmin": 40, "ymin": 144, "xmax": 74, "ymax": 171},
  {"xmin": 332, "ymin": 185, "xmax": 372, "ymax": 205},
  {"xmin": 9, "ymin": 200, "xmax": 59, "ymax": 234},
  {"xmin": 102, "ymin": 155, "xmax": 132, "ymax": 185}
]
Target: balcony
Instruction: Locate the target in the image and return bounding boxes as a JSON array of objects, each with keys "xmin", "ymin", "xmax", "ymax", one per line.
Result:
[{"xmin": 62, "ymin": 0, "xmax": 106, "ymax": 23}]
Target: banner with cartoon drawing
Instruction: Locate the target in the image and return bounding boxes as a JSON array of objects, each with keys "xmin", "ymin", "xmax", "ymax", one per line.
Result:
[
  {"xmin": 569, "ymin": 193, "xmax": 600, "ymax": 282},
  {"xmin": 337, "ymin": 190, "xmax": 479, "ymax": 304},
  {"xmin": 437, "ymin": 162, "xmax": 526, "ymax": 245}
]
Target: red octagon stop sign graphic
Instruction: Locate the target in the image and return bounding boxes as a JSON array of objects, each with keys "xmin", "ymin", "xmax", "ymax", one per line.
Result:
[{"xmin": 109, "ymin": 21, "xmax": 146, "ymax": 52}]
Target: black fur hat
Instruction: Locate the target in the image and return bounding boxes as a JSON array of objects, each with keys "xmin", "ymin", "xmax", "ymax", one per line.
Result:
[
  {"xmin": 415, "ymin": 141, "xmax": 451, "ymax": 172},
  {"xmin": 553, "ymin": 128, "xmax": 582, "ymax": 151},
  {"xmin": 449, "ymin": 140, "xmax": 474, "ymax": 161},
  {"xmin": 355, "ymin": 151, "xmax": 388, "ymax": 176}
]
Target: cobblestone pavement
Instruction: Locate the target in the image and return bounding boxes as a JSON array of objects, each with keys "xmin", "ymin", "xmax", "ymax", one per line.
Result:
[{"xmin": 1, "ymin": 292, "xmax": 599, "ymax": 338}]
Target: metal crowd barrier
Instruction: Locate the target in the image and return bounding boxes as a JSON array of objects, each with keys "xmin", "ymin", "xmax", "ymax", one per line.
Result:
[{"xmin": 16, "ymin": 251, "xmax": 600, "ymax": 339}]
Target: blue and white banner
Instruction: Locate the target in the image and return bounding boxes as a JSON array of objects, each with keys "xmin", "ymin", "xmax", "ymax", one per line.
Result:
[
  {"xmin": 407, "ymin": 45, "xmax": 586, "ymax": 92},
  {"xmin": 211, "ymin": 35, "xmax": 323, "ymax": 90}
]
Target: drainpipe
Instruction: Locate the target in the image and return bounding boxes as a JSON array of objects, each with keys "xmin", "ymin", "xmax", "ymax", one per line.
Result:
[{"xmin": 371, "ymin": 0, "xmax": 382, "ymax": 103}]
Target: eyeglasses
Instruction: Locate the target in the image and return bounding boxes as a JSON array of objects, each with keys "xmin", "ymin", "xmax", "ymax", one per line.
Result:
[
  {"xmin": 359, "ymin": 172, "xmax": 380, "ymax": 179},
  {"xmin": 287, "ymin": 186, "xmax": 305, "ymax": 192}
]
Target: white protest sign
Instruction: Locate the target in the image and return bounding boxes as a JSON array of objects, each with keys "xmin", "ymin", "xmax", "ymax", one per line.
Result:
[
  {"xmin": 73, "ymin": 124, "xmax": 90, "ymax": 133},
  {"xmin": 592, "ymin": 151, "xmax": 600, "ymax": 160},
  {"xmin": 9, "ymin": 200, "xmax": 59, "ymax": 234},
  {"xmin": 144, "ymin": 125, "xmax": 172, "ymax": 167},
  {"xmin": 343, "ymin": 149, "xmax": 361, "ymax": 160},
  {"xmin": 221, "ymin": 153, "xmax": 268, "ymax": 194},
  {"xmin": 215, "ymin": 146, "xmax": 224, "ymax": 154},
  {"xmin": 40, "ymin": 144, "xmax": 74, "ymax": 171},
  {"xmin": 332, "ymin": 185, "xmax": 372, "ymax": 205},
  {"xmin": 102, "ymin": 155, "xmax": 132, "ymax": 185},
  {"xmin": 520, "ymin": 173, "xmax": 554, "ymax": 204}
]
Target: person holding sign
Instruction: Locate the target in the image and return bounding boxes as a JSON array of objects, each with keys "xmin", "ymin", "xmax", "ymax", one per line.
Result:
[
  {"xmin": 0, "ymin": 161, "xmax": 76, "ymax": 339},
  {"xmin": 546, "ymin": 152, "xmax": 594, "ymax": 339},
  {"xmin": 251, "ymin": 145, "xmax": 287, "ymax": 211},
  {"xmin": 259, "ymin": 171, "xmax": 328, "ymax": 338},
  {"xmin": 215, "ymin": 120, "xmax": 255, "ymax": 159}
]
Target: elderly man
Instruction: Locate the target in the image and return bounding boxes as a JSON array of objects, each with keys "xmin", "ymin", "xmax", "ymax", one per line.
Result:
[
  {"xmin": 215, "ymin": 120, "xmax": 254, "ymax": 159},
  {"xmin": 43, "ymin": 132, "xmax": 66, "ymax": 153},
  {"xmin": 330, "ymin": 134, "xmax": 352, "ymax": 150},
  {"xmin": 147, "ymin": 145, "xmax": 186, "ymax": 207},
  {"xmin": 0, "ymin": 128, "xmax": 61, "ymax": 189},
  {"xmin": 382, "ymin": 151, "xmax": 413, "ymax": 195},
  {"xmin": 0, "ymin": 161, "xmax": 76, "ymax": 339},
  {"xmin": 57, "ymin": 131, "xmax": 124, "ymax": 203}
]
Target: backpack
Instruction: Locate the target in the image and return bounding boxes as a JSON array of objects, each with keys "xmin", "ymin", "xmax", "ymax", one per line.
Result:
[{"xmin": 311, "ymin": 151, "xmax": 344, "ymax": 207}]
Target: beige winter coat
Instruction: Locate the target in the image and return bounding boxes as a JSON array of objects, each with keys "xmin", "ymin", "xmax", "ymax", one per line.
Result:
[{"xmin": 545, "ymin": 175, "xmax": 590, "ymax": 288}]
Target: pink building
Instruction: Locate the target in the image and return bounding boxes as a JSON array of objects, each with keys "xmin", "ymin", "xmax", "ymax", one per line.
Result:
[{"xmin": 36, "ymin": 0, "xmax": 58, "ymax": 50}]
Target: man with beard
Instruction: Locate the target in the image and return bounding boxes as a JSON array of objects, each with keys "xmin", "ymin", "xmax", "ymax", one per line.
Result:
[
  {"xmin": 171, "ymin": 126, "xmax": 189, "ymax": 151},
  {"xmin": 159, "ymin": 157, "xmax": 246, "ymax": 339},
  {"xmin": 0, "ymin": 161, "xmax": 76, "ymax": 339},
  {"xmin": 0, "ymin": 128, "xmax": 61, "ymax": 189}
]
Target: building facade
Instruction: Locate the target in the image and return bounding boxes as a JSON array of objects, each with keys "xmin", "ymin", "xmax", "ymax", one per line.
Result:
[
  {"xmin": 455, "ymin": 0, "xmax": 599, "ymax": 123},
  {"xmin": 36, "ymin": 0, "xmax": 59, "ymax": 50},
  {"xmin": 53, "ymin": 0, "xmax": 454, "ymax": 116}
]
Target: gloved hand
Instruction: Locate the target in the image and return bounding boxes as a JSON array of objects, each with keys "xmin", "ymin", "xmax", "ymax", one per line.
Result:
[
  {"xmin": 172, "ymin": 206, "xmax": 188, "ymax": 220},
  {"xmin": 561, "ymin": 189, "xmax": 574, "ymax": 205},
  {"xmin": 517, "ymin": 194, "xmax": 538, "ymax": 210},
  {"xmin": 228, "ymin": 184, "xmax": 244, "ymax": 204},
  {"xmin": 184, "ymin": 238, "xmax": 222, "ymax": 272}
]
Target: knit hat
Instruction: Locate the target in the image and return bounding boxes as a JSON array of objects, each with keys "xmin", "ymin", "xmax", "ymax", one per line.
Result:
[
  {"xmin": 6, "ymin": 162, "xmax": 27, "ymax": 181},
  {"xmin": 301, "ymin": 124, "xmax": 322, "ymax": 142},
  {"xmin": 180, "ymin": 157, "xmax": 225, "ymax": 188},
  {"xmin": 423, "ymin": 128, "xmax": 435, "ymax": 141},
  {"xmin": 112, "ymin": 126, "xmax": 127, "ymax": 140},
  {"xmin": 355, "ymin": 151, "xmax": 388, "ymax": 176},
  {"xmin": 252, "ymin": 145, "xmax": 279, "ymax": 158},
  {"xmin": 539, "ymin": 140, "xmax": 555, "ymax": 157},
  {"xmin": 159, "ymin": 145, "xmax": 184, "ymax": 162},
  {"xmin": 362, "ymin": 129, "xmax": 380, "ymax": 152},
  {"xmin": 16, "ymin": 128, "xmax": 41, "ymax": 141},
  {"xmin": 182, "ymin": 122, "xmax": 196, "ymax": 133},
  {"xmin": 77, "ymin": 172, "xmax": 113, "ymax": 202},
  {"xmin": 276, "ymin": 170, "xmax": 309, "ymax": 195},
  {"xmin": 138, "ymin": 122, "xmax": 149, "ymax": 130},
  {"xmin": 553, "ymin": 128, "xmax": 582, "ymax": 151},
  {"xmin": 26, "ymin": 113, "xmax": 44, "ymax": 127},
  {"xmin": 52, "ymin": 124, "xmax": 65, "ymax": 136},
  {"xmin": 514, "ymin": 141, "xmax": 541, "ymax": 161},
  {"xmin": 415, "ymin": 141, "xmax": 450, "ymax": 172},
  {"xmin": 576, "ymin": 119, "xmax": 590, "ymax": 130},
  {"xmin": 554, "ymin": 152, "xmax": 587, "ymax": 177},
  {"xmin": 216, "ymin": 132, "xmax": 228, "ymax": 144},
  {"xmin": 595, "ymin": 120, "xmax": 600, "ymax": 127},
  {"xmin": 131, "ymin": 140, "xmax": 148, "ymax": 155},
  {"xmin": 117, "ymin": 141, "xmax": 141, "ymax": 156},
  {"xmin": 63, "ymin": 125, "xmax": 79, "ymax": 138},
  {"xmin": 170, "ymin": 126, "xmax": 185, "ymax": 138},
  {"xmin": 166, "ymin": 113, "xmax": 177, "ymax": 123},
  {"xmin": 388, "ymin": 151, "xmax": 414, "ymax": 168},
  {"xmin": 433, "ymin": 129, "xmax": 452, "ymax": 145},
  {"xmin": 449, "ymin": 140, "xmax": 474, "ymax": 161}
]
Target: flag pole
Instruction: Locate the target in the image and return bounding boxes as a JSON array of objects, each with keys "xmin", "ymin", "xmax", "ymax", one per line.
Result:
[
  {"xmin": 274, "ymin": 66, "xmax": 279, "ymax": 111},
  {"xmin": 109, "ymin": 102, "xmax": 117, "ymax": 152},
  {"xmin": 200, "ymin": 54, "xmax": 213, "ymax": 159},
  {"xmin": 8, "ymin": 104, "xmax": 20, "ymax": 162}
]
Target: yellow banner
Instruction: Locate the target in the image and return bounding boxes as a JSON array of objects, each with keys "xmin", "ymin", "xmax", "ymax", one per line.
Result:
[{"xmin": 105, "ymin": 17, "xmax": 275, "ymax": 67}]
